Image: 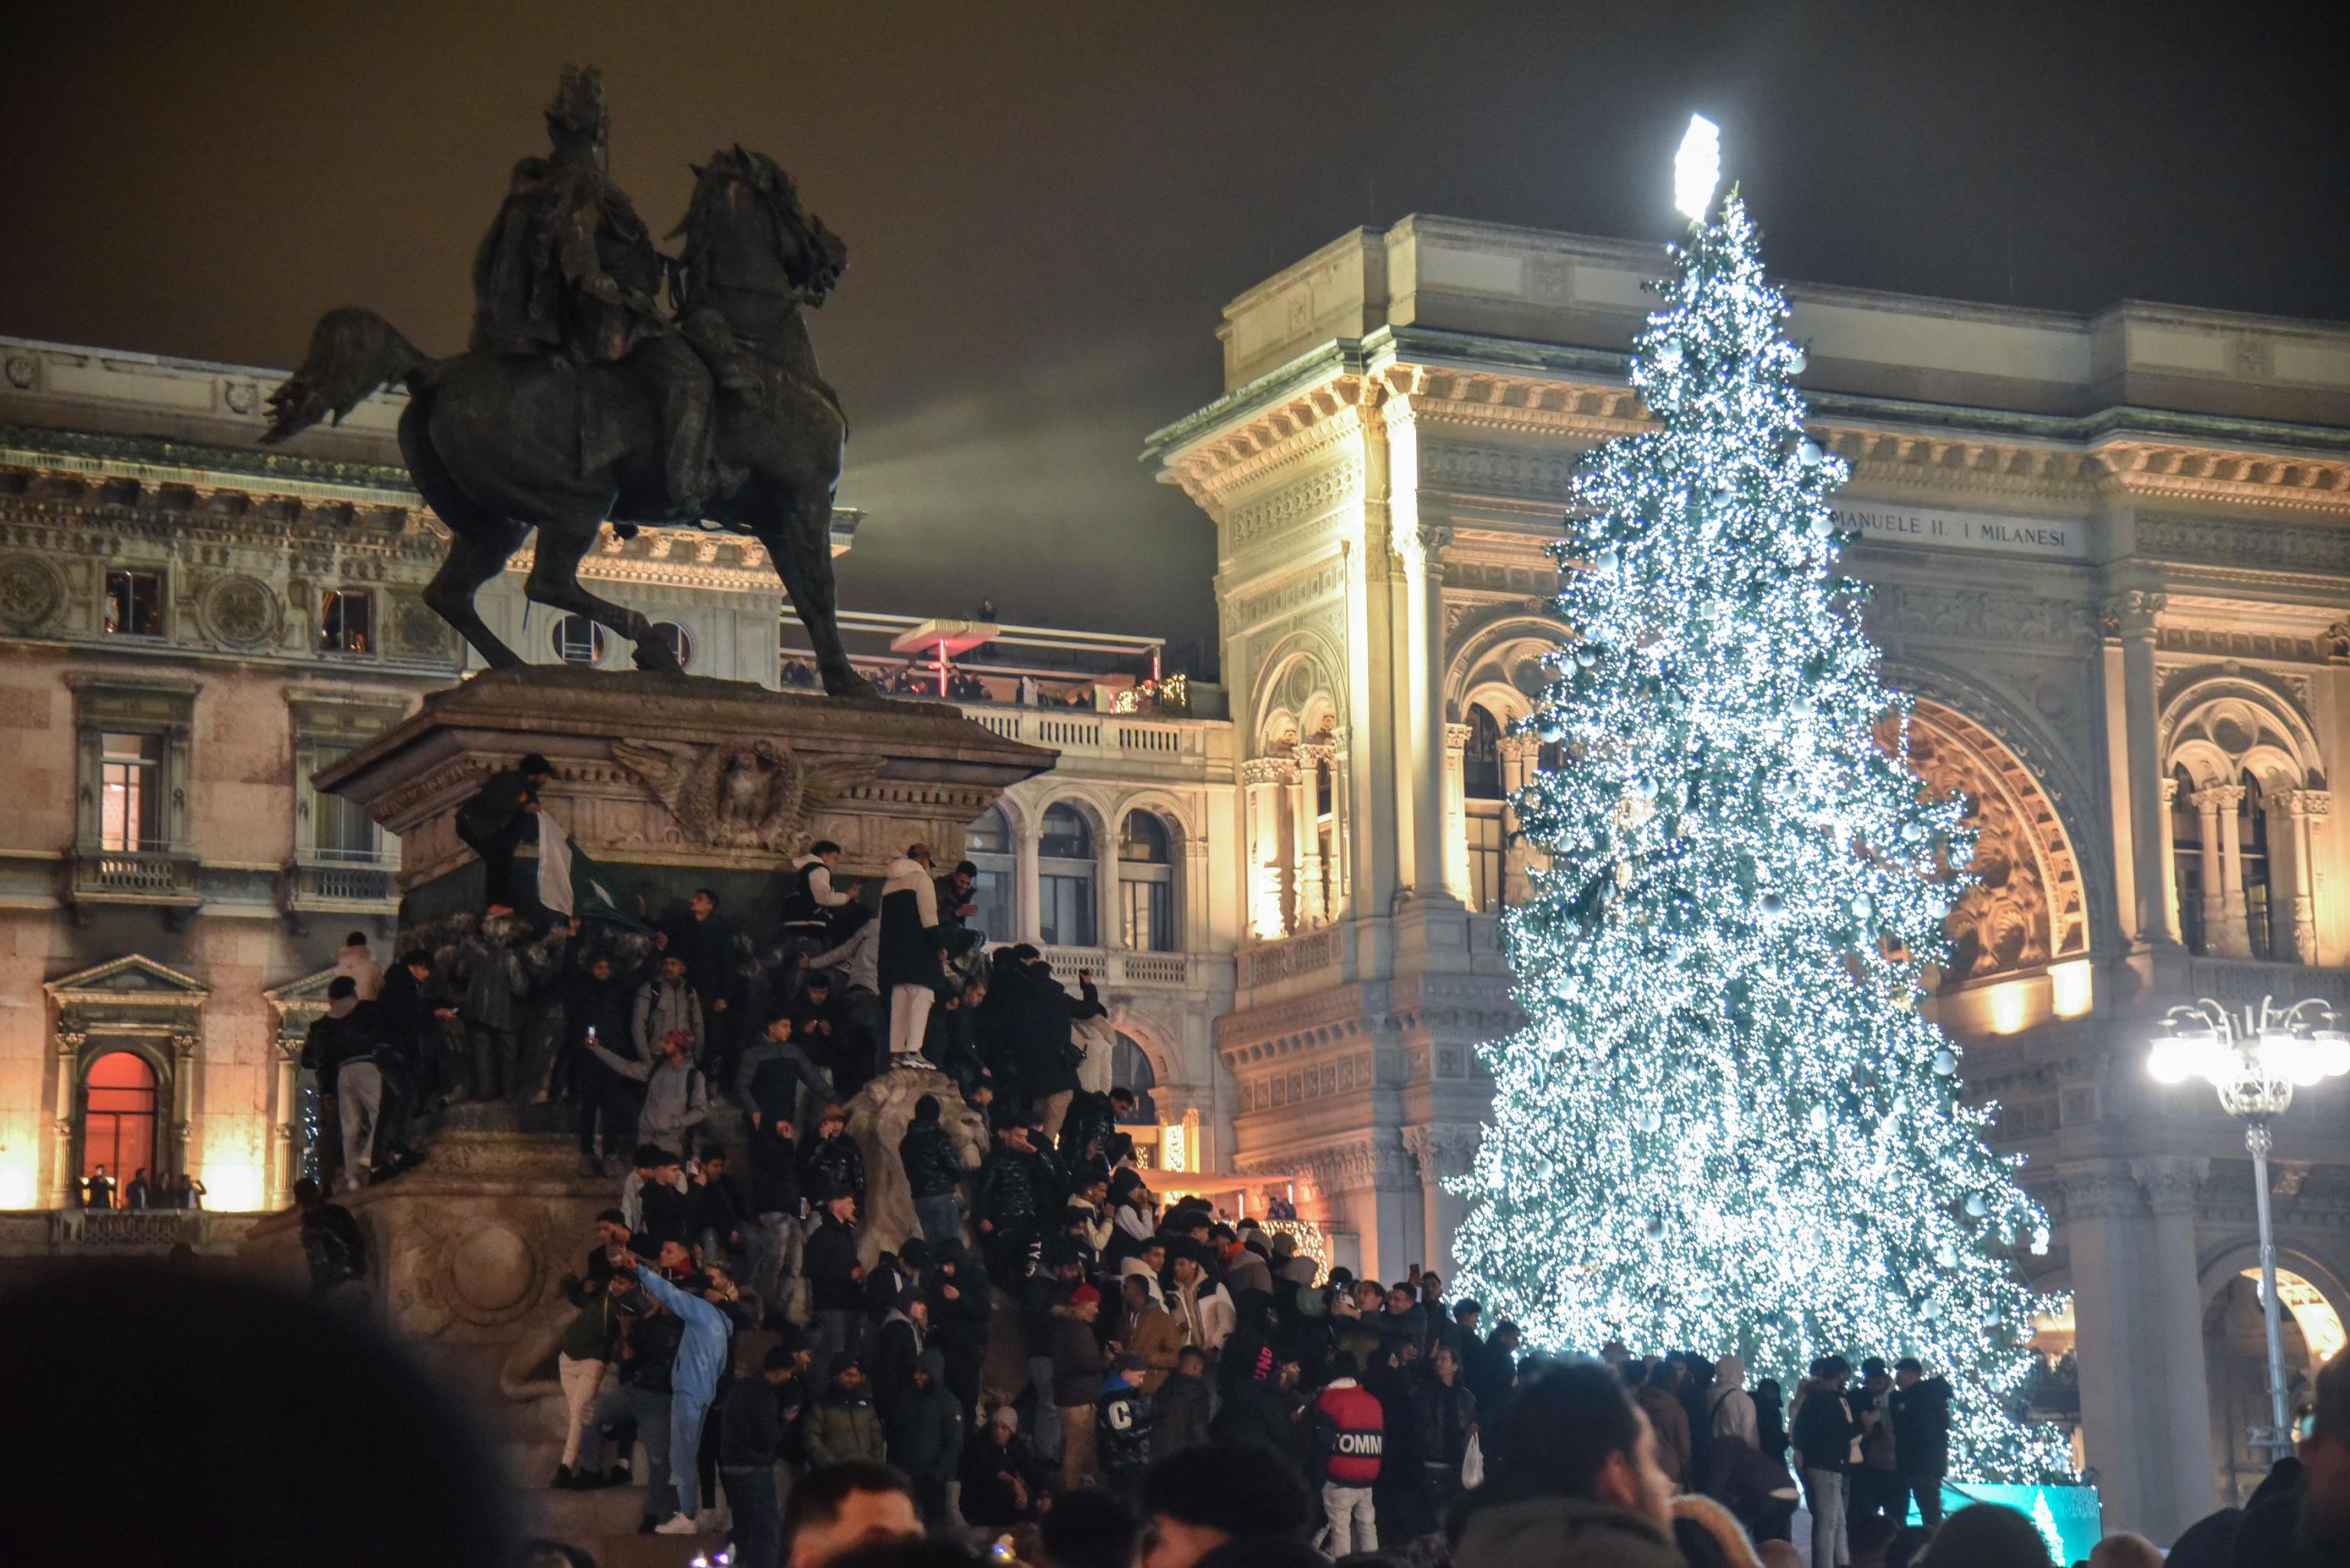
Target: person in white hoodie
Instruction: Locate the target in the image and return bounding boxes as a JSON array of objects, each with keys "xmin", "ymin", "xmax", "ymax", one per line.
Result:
[
  {"xmin": 877, "ymin": 844, "xmax": 946, "ymax": 1065},
  {"xmin": 334, "ymin": 932, "xmax": 385, "ymax": 1000}
]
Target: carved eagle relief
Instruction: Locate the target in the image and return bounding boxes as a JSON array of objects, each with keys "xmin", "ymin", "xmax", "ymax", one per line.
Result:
[{"xmin": 610, "ymin": 734, "xmax": 880, "ymax": 852}]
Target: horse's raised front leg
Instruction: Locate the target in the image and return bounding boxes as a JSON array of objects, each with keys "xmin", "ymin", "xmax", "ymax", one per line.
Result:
[
  {"xmin": 424, "ymin": 523, "xmax": 532, "ymax": 669},
  {"xmin": 520, "ymin": 517, "xmax": 680, "ymax": 673},
  {"xmin": 763, "ymin": 489, "xmax": 871, "ymax": 699}
]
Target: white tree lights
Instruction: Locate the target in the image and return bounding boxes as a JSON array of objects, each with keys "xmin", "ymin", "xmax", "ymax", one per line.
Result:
[{"xmin": 1449, "ymin": 174, "xmax": 2073, "ymax": 1480}]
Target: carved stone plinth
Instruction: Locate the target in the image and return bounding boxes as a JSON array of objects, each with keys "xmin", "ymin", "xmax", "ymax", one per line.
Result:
[
  {"xmin": 314, "ymin": 666, "xmax": 1056, "ymax": 932},
  {"xmin": 239, "ymin": 1130, "xmax": 611, "ymax": 1422}
]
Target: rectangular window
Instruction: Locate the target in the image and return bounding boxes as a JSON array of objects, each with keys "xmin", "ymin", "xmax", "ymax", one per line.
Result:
[
  {"xmin": 99, "ymin": 732, "xmax": 163, "ymax": 851},
  {"xmin": 971, "ymin": 867, "xmax": 1014, "ymax": 945},
  {"xmin": 1466, "ymin": 802, "xmax": 1505, "ymax": 913},
  {"xmin": 1122, "ymin": 876, "xmax": 1174, "ymax": 952},
  {"xmin": 310, "ymin": 743, "xmax": 378, "ymax": 861},
  {"xmin": 319, "ymin": 589, "xmax": 373, "ymax": 653},
  {"xmin": 103, "ymin": 570, "xmax": 163, "ymax": 636},
  {"xmin": 1040, "ymin": 873, "xmax": 1096, "ymax": 947}
]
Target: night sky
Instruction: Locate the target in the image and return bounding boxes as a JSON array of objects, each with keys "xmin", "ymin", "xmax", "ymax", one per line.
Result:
[{"xmin": 3, "ymin": 2, "xmax": 2344, "ymax": 670}]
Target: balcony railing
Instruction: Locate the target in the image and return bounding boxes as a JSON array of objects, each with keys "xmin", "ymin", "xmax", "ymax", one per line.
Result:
[
  {"xmin": 69, "ymin": 844, "xmax": 201, "ymax": 912},
  {"xmin": 2184, "ymin": 955, "xmax": 2349, "ymax": 1008},
  {"xmin": 962, "ymin": 708, "xmax": 1206, "ymax": 761},
  {"xmin": 1238, "ymin": 925, "xmax": 1346, "ymax": 990},
  {"xmin": 1017, "ymin": 944, "xmax": 1198, "ymax": 989}
]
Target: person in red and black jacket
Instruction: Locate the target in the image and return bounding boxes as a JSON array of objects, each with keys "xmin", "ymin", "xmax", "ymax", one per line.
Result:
[{"xmin": 1313, "ymin": 1349, "xmax": 1385, "ymax": 1555}]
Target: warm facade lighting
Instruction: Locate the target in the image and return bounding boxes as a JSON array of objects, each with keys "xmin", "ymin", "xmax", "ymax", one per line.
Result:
[
  {"xmin": 2049, "ymin": 960, "xmax": 2093, "ymax": 1019},
  {"xmin": 1988, "ymin": 980, "xmax": 2031, "ymax": 1036}
]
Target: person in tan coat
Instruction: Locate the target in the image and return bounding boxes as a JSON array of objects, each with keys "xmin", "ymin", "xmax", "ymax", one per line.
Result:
[
  {"xmin": 1117, "ymin": 1272, "xmax": 1183, "ymax": 1394},
  {"xmin": 1634, "ymin": 1360, "xmax": 1694, "ymax": 1487}
]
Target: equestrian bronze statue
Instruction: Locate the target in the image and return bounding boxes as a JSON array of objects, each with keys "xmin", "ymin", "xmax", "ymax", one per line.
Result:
[{"xmin": 262, "ymin": 67, "xmax": 871, "ymax": 698}]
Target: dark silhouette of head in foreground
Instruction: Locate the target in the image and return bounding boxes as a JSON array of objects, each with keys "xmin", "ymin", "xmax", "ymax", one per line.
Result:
[{"xmin": 4, "ymin": 1261, "xmax": 519, "ymax": 1568}]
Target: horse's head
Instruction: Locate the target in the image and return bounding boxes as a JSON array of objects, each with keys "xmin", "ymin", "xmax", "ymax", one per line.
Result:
[{"xmin": 672, "ymin": 147, "xmax": 847, "ymax": 314}]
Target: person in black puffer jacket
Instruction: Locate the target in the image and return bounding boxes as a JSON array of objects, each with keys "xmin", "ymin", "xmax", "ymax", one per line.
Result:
[
  {"xmin": 976, "ymin": 1124, "xmax": 1050, "ymax": 1283},
  {"xmin": 899, "ymin": 1094, "xmax": 967, "ymax": 1246},
  {"xmin": 798, "ymin": 1103, "xmax": 865, "ymax": 1208}
]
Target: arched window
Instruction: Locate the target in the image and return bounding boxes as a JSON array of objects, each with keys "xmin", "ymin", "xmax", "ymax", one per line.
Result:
[
  {"xmin": 552, "ymin": 614, "xmax": 605, "ymax": 665},
  {"xmin": 649, "ymin": 620, "xmax": 695, "ymax": 671},
  {"xmin": 1465, "ymin": 707, "xmax": 1505, "ymax": 800},
  {"xmin": 964, "ymin": 805, "xmax": 1017, "ymax": 945},
  {"xmin": 2172, "ymin": 766, "xmax": 2205, "ymax": 955},
  {"xmin": 1038, "ymin": 802, "xmax": 1097, "ymax": 946},
  {"xmin": 2241, "ymin": 773, "xmax": 2279, "ymax": 961},
  {"xmin": 1118, "ymin": 811, "xmax": 1177, "ymax": 952},
  {"xmin": 1112, "ymin": 1032, "xmax": 1158, "ymax": 1123},
  {"xmin": 83, "ymin": 1051, "xmax": 158, "ymax": 1186},
  {"xmin": 1465, "ymin": 705, "xmax": 1507, "ymax": 912}
]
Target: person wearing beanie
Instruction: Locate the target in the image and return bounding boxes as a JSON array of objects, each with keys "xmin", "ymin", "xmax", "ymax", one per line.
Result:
[
  {"xmin": 806, "ymin": 1354, "xmax": 886, "ymax": 1468},
  {"xmin": 1050, "ymin": 1280, "xmax": 1114, "ymax": 1492},
  {"xmin": 899, "ymin": 1092, "xmax": 966, "ymax": 1245},
  {"xmin": 962, "ymin": 1402, "xmax": 1046, "ymax": 1529}
]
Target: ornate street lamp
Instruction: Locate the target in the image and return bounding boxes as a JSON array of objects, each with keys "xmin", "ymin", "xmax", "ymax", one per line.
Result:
[{"xmin": 2149, "ymin": 994, "xmax": 2350, "ymax": 1455}]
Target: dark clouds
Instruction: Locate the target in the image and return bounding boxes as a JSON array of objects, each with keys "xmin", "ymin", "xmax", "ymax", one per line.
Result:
[{"xmin": 2, "ymin": 2, "xmax": 2342, "ymax": 667}]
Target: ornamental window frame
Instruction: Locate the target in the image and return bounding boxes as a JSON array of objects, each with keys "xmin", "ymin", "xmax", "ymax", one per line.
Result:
[{"xmin": 70, "ymin": 675, "xmax": 195, "ymax": 857}]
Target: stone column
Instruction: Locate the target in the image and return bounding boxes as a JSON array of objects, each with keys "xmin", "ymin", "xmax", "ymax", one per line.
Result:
[
  {"xmin": 2111, "ymin": 591, "xmax": 2169, "ymax": 945},
  {"xmin": 2275, "ymin": 790, "xmax": 2330, "ymax": 965},
  {"xmin": 48, "ymin": 1025, "xmax": 84, "ymax": 1209},
  {"xmin": 1015, "ymin": 813, "xmax": 1042, "ymax": 945},
  {"xmin": 1098, "ymin": 815, "xmax": 1124, "ymax": 952},
  {"xmin": 2206, "ymin": 783, "xmax": 2251, "ymax": 957},
  {"xmin": 2191, "ymin": 785, "xmax": 2229, "ymax": 954},
  {"xmin": 1292, "ymin": 757, "xmax": 1325, "ymax": 928},
  {"xmin": 1241, "ymin": 757, "xmax": 1292, "ymax": 941},
  {"xmin": 2060, "ymin": 1160, "xmax": 2218, "ymax": 1543},
  {"xmin": 2156, "ymin": 776, "xmax": 2182, "ymax": 944},
  {"xmin": 269, "ymin": 1033, "xmax": 301, "ymax": 1212},
  {"xmin": 168, "ymin": 1030, "xmax": 197, "ymax": 1178},
  {"xmin": 1326, "ymin": 730, "xmax": 1353, "ymax": 917},
  {"xmin": 2132, "ymin": 1157, "xmax": 2220, "ymax": 1532},
  {"xmin": 1442, "ymin": 723, "xmax": 1472, "ymax": 906},
  {"xmin": 1497, "ymin": 734, "xmax": 1542, "ymax": 906},
  {"xmin": 1402, "ymin": 1123, "xmax": 1482, "ymax": 1279}
]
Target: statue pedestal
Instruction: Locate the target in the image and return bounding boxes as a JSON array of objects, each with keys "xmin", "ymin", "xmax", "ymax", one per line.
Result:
[
  {"xmin": 245, "ymin": 670, "xmax": 1054, "ymax": 1465},
  {"xmin": 314, "ymin": 665, "xmax": 1054, "ymax": 934}
]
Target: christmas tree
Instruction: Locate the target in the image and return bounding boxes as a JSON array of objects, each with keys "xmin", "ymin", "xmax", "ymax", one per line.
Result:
[{"xmin": 1450, "ymin": 129, "xmax": 2071, "ymax": 1480}]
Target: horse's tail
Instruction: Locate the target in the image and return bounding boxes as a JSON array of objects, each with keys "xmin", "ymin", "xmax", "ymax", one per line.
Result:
[{"xmin": 260, "ymin": 307, "xmax": 434, "ymax": 445}]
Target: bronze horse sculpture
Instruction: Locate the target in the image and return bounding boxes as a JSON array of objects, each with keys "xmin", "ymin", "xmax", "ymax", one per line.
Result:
[{"xmin": 262, "ymin": 149, "xmax": 871, "ymax": 698}]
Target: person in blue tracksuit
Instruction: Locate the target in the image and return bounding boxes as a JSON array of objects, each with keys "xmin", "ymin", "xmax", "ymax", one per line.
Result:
[{"xmin": 626, "ymin": 1259, "xmax": 735, "ymax": 1535}]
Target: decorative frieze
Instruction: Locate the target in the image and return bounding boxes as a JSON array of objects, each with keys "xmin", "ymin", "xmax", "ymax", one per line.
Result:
[{"xmin": 1864, "ymin": 584, "xmax": 2099, "ymax": 651}]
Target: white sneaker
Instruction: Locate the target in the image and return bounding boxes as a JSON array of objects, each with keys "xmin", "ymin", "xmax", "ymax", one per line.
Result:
[{"xmin": 654, "ymin": 1513, "xmax": 701, "ymax": 1534}]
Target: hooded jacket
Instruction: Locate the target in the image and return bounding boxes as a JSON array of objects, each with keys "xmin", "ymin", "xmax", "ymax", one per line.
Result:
[
  {"xmin": 1452, "ymin": 1492, "xmax": 1684, "ymax": 1568},
  {"xmin": 591, "ymin": 1045, "xmax": 708, "ymax": 1145},
  {"xmin": 1707, "ymin": 1355, "xmax": 1759, "ymax": 1449},
  {"xmin": 1151, "ymin": 1367, "xmax": 1213, "ymax": 1459},
  {"xmin": 632, "ymin": 974, "xmax": 705, "ymax": 1059},
  {"xmin": 900, "ymin": 1112, "xmax": 965, "ymax": 1200},
  {"xmin": 806, "ymin": 1379, "xmax": 887, "ymax": 1467},
  {"xmin": 877, "ymin": 855, "xmax": 946, "ymax": 992},
  {"xmin": 887, "ymin": 1348, "xmax": 964, "ymax": 1479}
]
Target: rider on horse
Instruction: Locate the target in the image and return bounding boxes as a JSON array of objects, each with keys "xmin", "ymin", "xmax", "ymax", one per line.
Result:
[{"xmin": 469, "ymin": 66, "xmax": 715, "ymax": 519}]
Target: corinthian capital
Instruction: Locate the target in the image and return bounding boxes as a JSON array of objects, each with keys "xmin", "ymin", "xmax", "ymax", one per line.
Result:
[
  {"xmin": 2130, "ymin": 1156, "xmax": 2209, "ymax": 1216},
  {"xmin": 1402, "ymin": 1123, "xmax": 1483, "ymax": 1183},
  {"xmin": 2101, "ymin": 590, "xmax": 2167, "ymax": 640}
]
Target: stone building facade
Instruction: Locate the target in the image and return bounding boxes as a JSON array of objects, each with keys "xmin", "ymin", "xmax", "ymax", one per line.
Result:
[
  {"xmin": 0, "ymin": 337, "xmax": 1238, "ymax": 1237},
  {"xmin": 1145, "ymin": 216, "xmax": 2350, "ymax": 1537}
]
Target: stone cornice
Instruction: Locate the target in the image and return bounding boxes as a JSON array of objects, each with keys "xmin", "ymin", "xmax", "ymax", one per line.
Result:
[{"xmin": 1153, "ymin": 327, "xmax": 2350, "ymax": 517}]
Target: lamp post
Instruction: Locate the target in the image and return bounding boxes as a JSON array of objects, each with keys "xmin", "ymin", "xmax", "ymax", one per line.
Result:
[{"xmin": 2148, "ymin": 994, "xmax": 2350, "ymax": 1456}]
